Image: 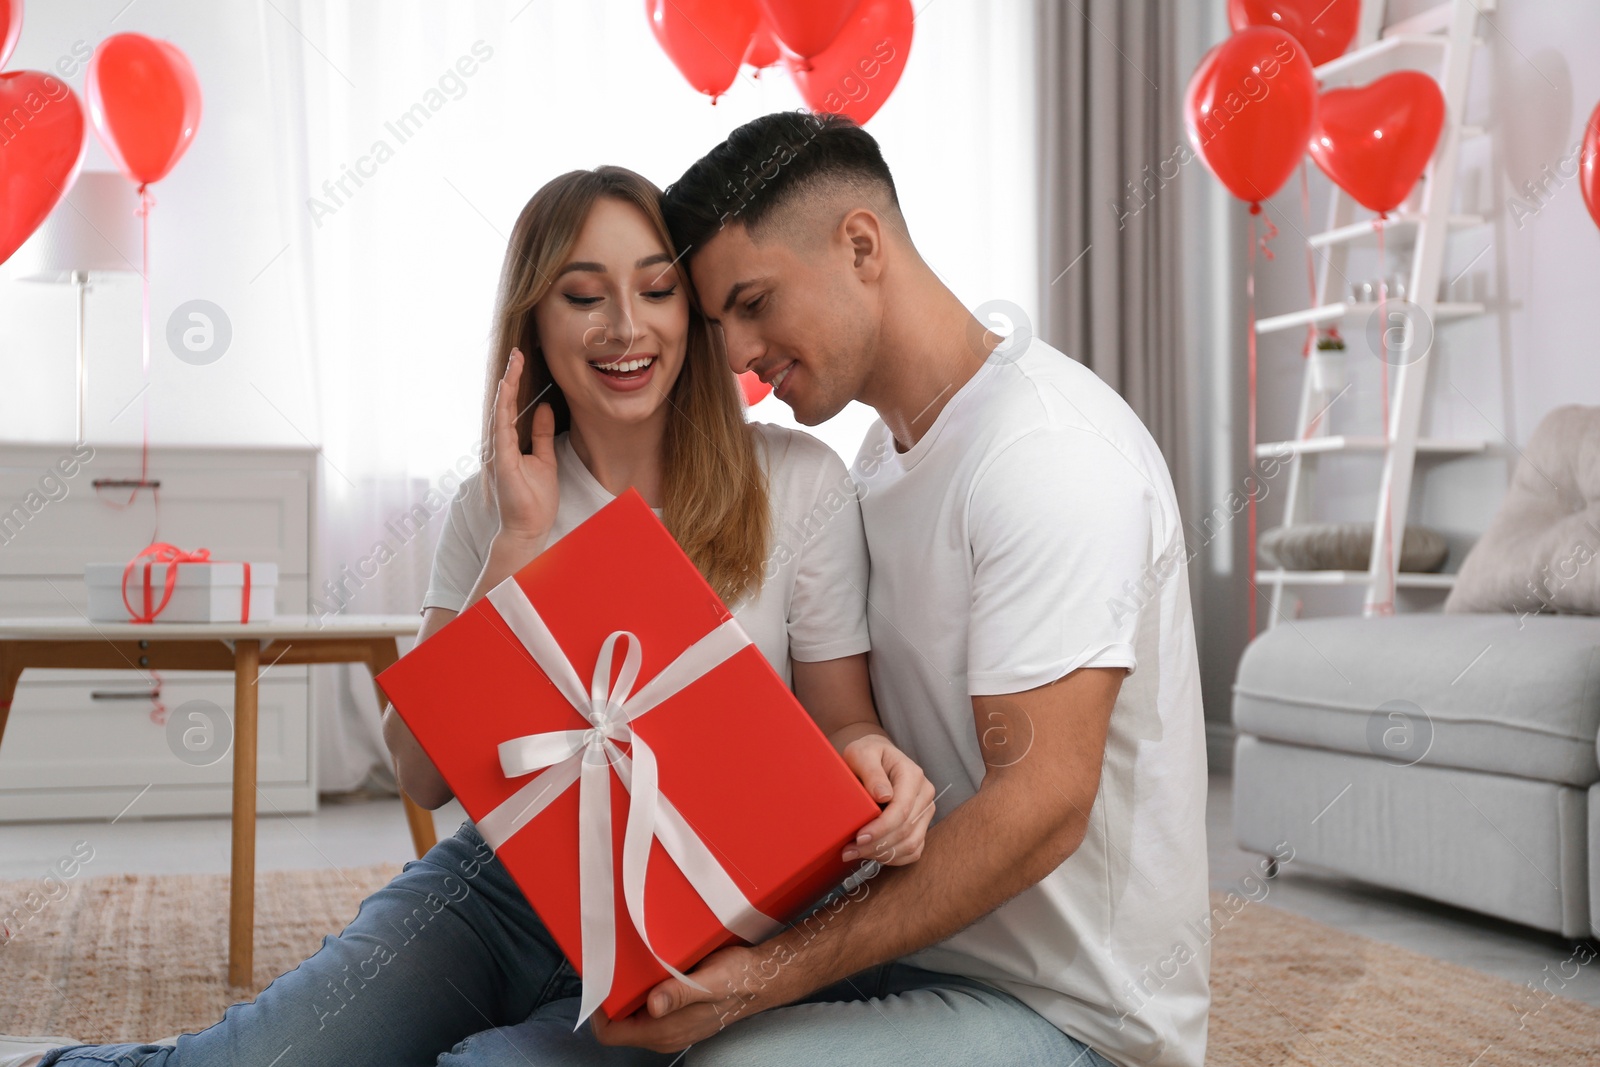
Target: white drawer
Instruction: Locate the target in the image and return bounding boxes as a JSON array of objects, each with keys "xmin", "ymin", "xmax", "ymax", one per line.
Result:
[
  {"xmin": 0, "ymin": 782, "xmax": 315, "ymax": 821},
  {"xmin": 0, "ymin": 672, "xmax": 309, "ymax": 790},
  {"xmin": 0, "ymin": 576, "xmax": 311, "ymax": 684},
  {"xmin": 0, "ymin": 459, "xmax": 310, "ymax": 576}
]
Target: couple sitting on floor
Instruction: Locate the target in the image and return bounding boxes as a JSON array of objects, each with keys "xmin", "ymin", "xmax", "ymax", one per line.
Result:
[{"xmin": 10, "ymin": 110, "xmax": 1210, "ymax": 1067}]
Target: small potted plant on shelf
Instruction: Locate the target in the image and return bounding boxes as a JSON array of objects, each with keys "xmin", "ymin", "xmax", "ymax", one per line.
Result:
[{"xmin": 1309, "ymin": 328, "xmax": 1347, "ymax": 394}]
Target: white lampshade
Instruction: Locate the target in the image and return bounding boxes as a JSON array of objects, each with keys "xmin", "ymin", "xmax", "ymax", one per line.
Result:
[{"xmin": 9, "ymin": 171, "xmax": 142, "ymax": 282}]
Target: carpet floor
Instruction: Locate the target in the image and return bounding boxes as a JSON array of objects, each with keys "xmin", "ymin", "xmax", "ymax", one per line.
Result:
[{"xmin": 0, "ymin": 865, "xmax": 1595, "ymax": 1065}]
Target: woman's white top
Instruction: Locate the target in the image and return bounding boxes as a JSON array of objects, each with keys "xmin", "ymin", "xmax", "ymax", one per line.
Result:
[{"xmin": 422, "ymin": 423, "xmax": 870, "ymax": 685}]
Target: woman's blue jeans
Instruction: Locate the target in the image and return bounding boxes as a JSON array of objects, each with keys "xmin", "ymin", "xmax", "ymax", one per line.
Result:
[{"xmin": 38, "ymin": 819, "xmax": 1110, "ymax": 1066}]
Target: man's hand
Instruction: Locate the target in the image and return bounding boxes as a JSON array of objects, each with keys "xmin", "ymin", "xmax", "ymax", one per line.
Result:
[
  {"xmin": 590, "ymin": 944, "xmax": 769, "ymax": 1052},
  {"xmin": 598, "ymin": 667, "xmax": 1124, "ymax": 1052},
  {"xmin": 839, "ymin": 734, "xmax": 936, "ymax": 865}
]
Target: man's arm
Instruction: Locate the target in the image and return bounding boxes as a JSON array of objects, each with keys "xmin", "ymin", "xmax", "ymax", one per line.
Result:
[{"xmin": 593, "ymin": 662, "xmax": 1122, "ymax": 1051}]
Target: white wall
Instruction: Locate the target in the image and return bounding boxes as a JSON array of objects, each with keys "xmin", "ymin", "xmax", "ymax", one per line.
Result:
[
  {"xmin": 1, "ymin": 2, "xmax": 308, "ymax": 447},
  {"xmin": 0, "ymin": 1, "xmax": 1040, "ymax": 473}
]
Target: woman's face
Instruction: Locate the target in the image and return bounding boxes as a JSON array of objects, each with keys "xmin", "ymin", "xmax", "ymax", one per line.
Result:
[{"xmin": 532, "ymin": 196, "xmax": 689, "ymax": 431}]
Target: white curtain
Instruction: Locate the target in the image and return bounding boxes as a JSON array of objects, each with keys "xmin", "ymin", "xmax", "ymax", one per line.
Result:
[{"xmin": 257, "ymin": 0, "xmax": 1042, "ymax": 792}]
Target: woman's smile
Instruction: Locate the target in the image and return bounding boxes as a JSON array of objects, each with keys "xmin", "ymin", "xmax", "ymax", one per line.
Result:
[{"xmin": 586, "ymin": 352, "xmax": 658, "ymax": 391}]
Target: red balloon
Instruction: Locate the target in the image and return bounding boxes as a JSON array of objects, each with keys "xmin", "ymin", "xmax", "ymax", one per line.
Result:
[
  {"xmin": 1580, "ymin": 102, "xmax": 1600, "ymax": 234},
  {"xmin": 745, "ymin": 20, "xmax": 781, "ymax": 70},
  {"xmin": 0, "ymin": 70, "xmax": 87, "ymax": 266},
  {"xmin": 1184, "ymin": 28, "xmax": 1318, "ymax": 208},
  {"xmin": 757, "ymin": 0, "xmax": 861, "ymax": 60},
  {"xmin": 738, "ymin": 371, "xmax": 771, "ymax": 405},
  {"xmin": 1309, "ymin": 70, "xmax": 1444, "ymax": 215},
  {"xmin": 1228, "ymin": 0, "xmax": 1361, "ymax": 68},
  {"xmin": 785, "ymin": 0, "xmax": 911, "ymax": 125},
  {"xmin": 0, "ymin": 0, "xmax": 22, "ymax": 70},
  {"xmin": 86, "ymin": 33, "xmax": 201, "ymax": 188},
  {"xmin": 647, "ymin": 0, "xmax": 759, "ymax": 102}
]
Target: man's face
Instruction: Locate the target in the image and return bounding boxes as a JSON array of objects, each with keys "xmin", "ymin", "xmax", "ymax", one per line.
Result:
[{"xmin": 688, "ymin": 220, "xmax": 871, "ymax": 426}]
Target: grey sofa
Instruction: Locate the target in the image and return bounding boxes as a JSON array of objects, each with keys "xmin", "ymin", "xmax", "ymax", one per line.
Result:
[{"xmin": 1231, "ymin": 612, "xmax": 1599, "ymax": 939}]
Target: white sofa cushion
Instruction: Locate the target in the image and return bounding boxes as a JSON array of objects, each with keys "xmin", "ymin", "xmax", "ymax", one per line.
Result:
[
  {"xmin": 1446, "ymin": 404, "xmax": 1600, "ymax": 615},
  {"xmin": 1233, "ymin": 614, "xmax": 1600, "ymax": 787}
]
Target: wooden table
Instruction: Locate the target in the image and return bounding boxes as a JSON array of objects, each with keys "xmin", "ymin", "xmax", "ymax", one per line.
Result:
[{"xmin": 0, "ymin": 614, "xmax": 437, "ymax": 987}]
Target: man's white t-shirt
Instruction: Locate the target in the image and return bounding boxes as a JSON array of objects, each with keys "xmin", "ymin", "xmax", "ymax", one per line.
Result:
[
  {"xmin": 422, "ymin": 424, "xmax": 870, "ymax": 685},
  {"xmin": 852, "ymin": 335, "xmax": 1211, "ymax": 1067}
]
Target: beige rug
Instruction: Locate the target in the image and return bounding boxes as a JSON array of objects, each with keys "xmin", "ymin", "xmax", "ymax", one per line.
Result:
[{"xmin": 1, "ymin": 865, "xmax": 1597, "ymax": 1065}]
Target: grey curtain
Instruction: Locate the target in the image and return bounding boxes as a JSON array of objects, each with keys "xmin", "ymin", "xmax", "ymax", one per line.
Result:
[
  {"xmin": 1036, "ymin": 0, "xmax": 1189, "ymax": 467},
  {"xmin": 1034, "ymin": 0, "xmax": 1249, "ymax": 762}
]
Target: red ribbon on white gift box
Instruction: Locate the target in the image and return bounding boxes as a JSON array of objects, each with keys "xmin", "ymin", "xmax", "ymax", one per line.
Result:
[
  {"xmin": 477, "ymin": 577, "xmax": 781, "ymax": 1027},
  {"xmin": 120, "ymin": 542, "xmax": 253, "ymax": 624}
]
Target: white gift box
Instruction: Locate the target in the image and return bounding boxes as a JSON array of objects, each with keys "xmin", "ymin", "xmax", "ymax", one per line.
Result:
[{"xmin": 85, "ymin": 561, "xmax": 278, "ymax": 623}]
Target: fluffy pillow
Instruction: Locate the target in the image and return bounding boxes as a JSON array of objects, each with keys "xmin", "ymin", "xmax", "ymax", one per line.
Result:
[
  {"xmin": 1445, "ymin": 405, "xmax": 1600, "ymax": 614},
  {"xmin": 1259, "ymin": 522, "xmax": 1448, "ymax": 573}
]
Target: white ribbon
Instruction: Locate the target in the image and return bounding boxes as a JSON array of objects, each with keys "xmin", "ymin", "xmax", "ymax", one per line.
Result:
[{"xmin": 476, "ymin": 578, "xmax": 782, "ymax": 1026}]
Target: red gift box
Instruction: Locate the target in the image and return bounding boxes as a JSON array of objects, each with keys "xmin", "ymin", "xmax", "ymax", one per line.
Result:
[{"xmin": 377, "ymin": 489, "xmax": 879, "ymax": 1023}]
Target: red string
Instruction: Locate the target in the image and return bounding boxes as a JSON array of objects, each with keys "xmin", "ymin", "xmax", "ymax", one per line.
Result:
[
  {"xmin": 137, "ymin": 186, "xmax": 154, "ymax": 494},
  {"xmin": 147, "ymin": 671, "xmax": 167, "ymax": 726},
  {"xmin": 1245, "ymin": 203, "xmax": 1283, "ymax": 638},
  {"xmin": 94, "ymin": 186, "xmax": 163, "ymax": 541},
  {"xmin": 1256, "ymin": 214, "xmax": 1278, "ymax": 262},
  {"xmin": 1299, "ymin": 164, "xmax": 1336, "ymax": 441},
  {"xmin": 1373, "ymin": 216, "xmax": 1396, "ymax": 615},
  {"xmin": 119, "ymin": 543, "xmax": 253, "ymax": 624},
  {"xmin": 1247, "ymin": 205, "xmax": 1262, "ymax": 640},
  {"xmin": 1299, "ymin": 164, "xmax": 1320, "ymax": 361}
]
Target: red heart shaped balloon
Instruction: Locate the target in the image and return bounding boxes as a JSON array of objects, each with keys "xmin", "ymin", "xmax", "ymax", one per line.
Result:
[
  {"xmin": 1580, "ymin": 101, "xmax": 1600, "ymax": 234},
  {"xmin": 1228, "ymin": 0, "xmax": 1361, "ymax": 69},
  {"xmin": 1, "ymin": 0, "xmax": 22, "ymax": 70},
  {"xmin": 738, "ymin": 370, "xmax": 771, "ymax": 405},
  {"xmin": 0, "ymin": 70, "xmax": 88, "ymax": 267},
  {"xmin": 647, "ymin": 0, "xmax": 759, "ymax": 102},
  {"xmin": 1184, "ymin": 27, "xmax": 1318, "ymax": 208},
  {"xmin": 87, "ymin": 32, "xmax": 202, "ymax": 187},
  {"xmin": 744, "ymin": 19, "xmax": 782, "ymax": 71},
  {"xmin": 758, "ymin": 0, "xmax": 861, "ymax": 60},
  {"xmin": 1309, "ymin": 70, "xmax": 1445, "ymax": 216},
  {"xmin": 785, "ymin": 0, "xmax": 911, "ymax": 125}
]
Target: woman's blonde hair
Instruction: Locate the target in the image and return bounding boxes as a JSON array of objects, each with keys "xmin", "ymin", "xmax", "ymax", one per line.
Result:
[{"xmin": 480, "ymin": 166, "xmax": 769, "ymax": 606}]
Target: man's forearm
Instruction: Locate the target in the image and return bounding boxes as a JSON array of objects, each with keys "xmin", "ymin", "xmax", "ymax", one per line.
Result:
[{"xmin": 754, "ymin": 770, "xmax": 1084, "ymax": 1010}]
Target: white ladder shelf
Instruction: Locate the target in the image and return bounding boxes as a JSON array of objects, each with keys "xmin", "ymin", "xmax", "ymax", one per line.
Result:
[{"xmin": 1260, "ymin": 0, "xmax": 1495, "ymax": 627}]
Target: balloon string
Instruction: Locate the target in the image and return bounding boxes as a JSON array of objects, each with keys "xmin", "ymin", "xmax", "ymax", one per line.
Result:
[
  {"xmin": 92, "ymin": 187, "xmax": 163, "ymax": 533},
  {"xmin": 1256, "ymin": 214, "xmax": 1278, "ymax": 261},
  {"xmin": 139, "ymin": 186, "xmax": 151, "ymax": 494},
  {"xmin": 1299, "ymin": 164, "xmax": 1330, "ymax": 440},
  {"xmin": 1374, "ymin": 215, "xmax": 1396, "ymax": 615},
  {"xmin": 1299, "ymin": 164, "xmax": 1320, "ymax": 359},
  {"xmin": 1247, "ymin": 207, "xmax": 1261, "ymax": 640}
]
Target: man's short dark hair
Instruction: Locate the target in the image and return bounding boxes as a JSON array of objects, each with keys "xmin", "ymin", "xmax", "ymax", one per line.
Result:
[{"xmin": 662, "ymin": 111, "xmax": 900, "ymax": 260}]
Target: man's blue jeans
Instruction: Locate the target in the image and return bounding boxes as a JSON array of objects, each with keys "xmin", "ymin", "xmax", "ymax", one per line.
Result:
[{"xmin": 39, "ymin": 819, "xmax": 1111, "ymax": 1066}]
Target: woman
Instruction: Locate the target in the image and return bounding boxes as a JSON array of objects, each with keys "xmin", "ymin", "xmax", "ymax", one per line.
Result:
[{"xmin": 6, "ymin": 167, "xmax": 932, "ymax": 1067}]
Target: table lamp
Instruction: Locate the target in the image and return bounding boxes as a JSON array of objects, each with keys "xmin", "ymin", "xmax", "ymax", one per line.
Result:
[{"xmin": 7, "ymin": 171, "xmax": 141, "ymax": 443}]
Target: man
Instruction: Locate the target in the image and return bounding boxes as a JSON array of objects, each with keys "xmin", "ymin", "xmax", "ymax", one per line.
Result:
[{"xmin": 594, "ymin": 112, "xmax": 1211, "ymax": 1066}]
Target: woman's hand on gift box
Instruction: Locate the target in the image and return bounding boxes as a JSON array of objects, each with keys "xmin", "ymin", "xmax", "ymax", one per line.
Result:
[
  {"xmin": 791, "ymin": 655, "xmax": 936, "ymax": 867},
  {"xmin": 839, "ymin": 733, "xmax": 936, "ymax": 866},
  {"xmin": 487, "ymin": 347, "xmax": 559, "ymax": 555}
]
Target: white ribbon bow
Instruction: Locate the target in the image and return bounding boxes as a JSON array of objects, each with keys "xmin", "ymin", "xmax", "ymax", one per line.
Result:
[{"xmin": 476, "ymin": 578, "xmax": 781, "ymax": 1027}]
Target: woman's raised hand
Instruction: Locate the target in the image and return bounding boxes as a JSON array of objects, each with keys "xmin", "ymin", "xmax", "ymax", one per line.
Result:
[{"xmin": 487, "ymin": 347, "xmax": 559, "ymax": 554}]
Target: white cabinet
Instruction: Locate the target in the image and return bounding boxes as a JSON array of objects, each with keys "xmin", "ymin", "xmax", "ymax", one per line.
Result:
[{"xmin": 0, "ymin": 443, "xmax": 319, "ymax": 821}]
